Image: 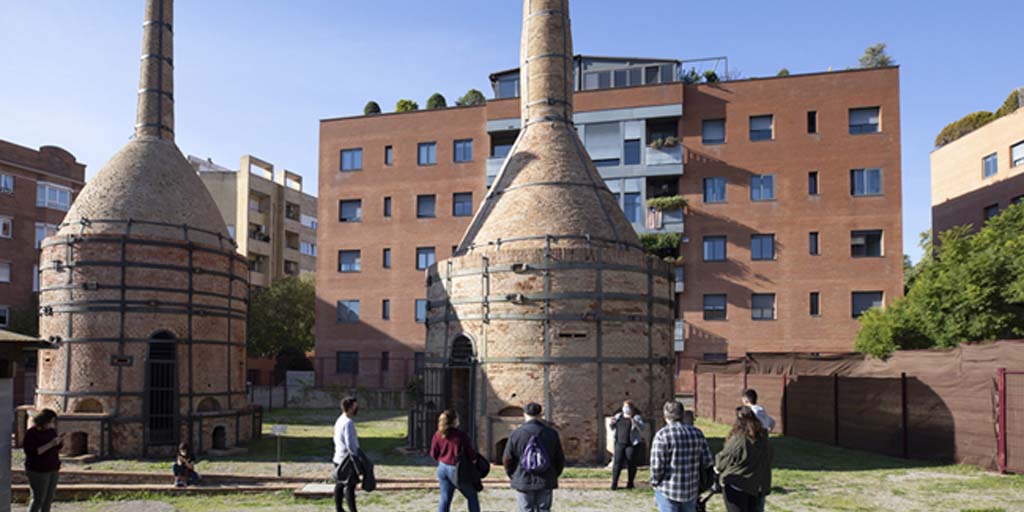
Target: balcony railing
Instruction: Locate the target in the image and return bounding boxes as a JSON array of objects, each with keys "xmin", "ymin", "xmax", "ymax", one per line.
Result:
[
  {"xmin": 637, "ymin": 207, "xmax": 684, "ymax": 235},
  {"xmin": 644, "ymin": 145, "xmax": 683, "ymax": 166}
]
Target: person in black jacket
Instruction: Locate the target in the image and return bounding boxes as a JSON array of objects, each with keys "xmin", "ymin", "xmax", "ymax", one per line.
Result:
[{"xmin": 502, "ymin": 402, "xmax": 565, "ymax": 512}]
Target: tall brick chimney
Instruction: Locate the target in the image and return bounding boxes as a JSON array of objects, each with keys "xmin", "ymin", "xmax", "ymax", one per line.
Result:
[{"xmin": 135, "ymin": 0, "xmax": 175, "ymax": 141}]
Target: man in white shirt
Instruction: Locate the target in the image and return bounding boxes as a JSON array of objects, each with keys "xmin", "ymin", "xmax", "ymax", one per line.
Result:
[
  {"xmin": 333, "ymin": 397, "xmax": 360, "ymax": 512},
  {"xmin": 742, "ymin": 388, "xmax": 776, "ymax": 433}
]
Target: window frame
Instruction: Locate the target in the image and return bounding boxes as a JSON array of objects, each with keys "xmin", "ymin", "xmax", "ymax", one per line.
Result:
[
  {"xmin": 851, "ymin": 291, "xmax": 883, "ymax": 318},
  {"xmin": 383, "ymin": 196, "xmax": 392, "ymax": 217},
  {"xmin": 0, "ymin": 173, "xmax": 13, "ymax": 194},
  {"xmin": 982, "ymin": 152, "xmax": 998, "ymax": 179},
  {"xmin": 416, "ymin": 194, "xmax": 436, "ymax": 218},
  {"xmin": 340, "ymin": 148, "xmax": 363, "ymax": 171},
  {"xmin": 453, "ymin": 139, "xmax": 473, "ymax": 163},
  {"xmin": 751, "ymin": 293, "xmax": 776, "ymax": 321},
  {"xmin": 810, "ymin": 292, "xmax": 821, "ymax": 317},
  {"xmin": 809, "ymin": 231, "xmax": 820, "ymax": 256},
  {"xmin": 703, "ymin": 177, "xmax": 727, "ymax": 204},
  {"xmin": 703, "ymin": 294, "xmax": 727, "ymax": 321},
  {"xmin": 335, "ymin": 351, "xmax": 359, "ymax": 374},
  {"xmin": 382, "ymin": 299, "xmax": 391, "ymax": 320},
  {"xmin": 851, "ymin": 230, "xmax": 884, "ymax": 258},
  {"xmin": 0, "ymin": 216, "xmax": 12, "ymax": 239},
  {"xmin": 0, "ymin": 305, "xmax": 9, "ymax": 328},
  {"xmin": 850, "ymin": 168, "xmax": 883, "ymax": 197},
  {"xmin": 0, "ymin": 261, "xmax": 11, "ymax": 283},
  {"xmin": 1011, "ymin": 141, "xmax": 1024, "ymax": 168},
  {"xmin": 416, "ymin": 247, "xmax": 436, "ymax": 270},
  {"xmin": 749, "ymin": 115, "xmax": 774, "ymax": 142},
  {"xmin": 807, "ymin": 111, "xmax": 818, "ymax": 134},
  {"xmin": 36, "ymin": 182, "xmax": 72, "ymax": 211},
  {"xmin": 703, "ymin": 236, "xmax": 727, "ymax": 262},
  {"xmin": 452, "ymin": 192, "xmax": 473, "ymax": 217},
  {"xmin": 338, "ymin": 199, "xmax": 362, "ymax": 222},
  {"xmin": 335, "ymin": 300, "xmax": 360, "ymax": 324},
  {"xmin": 750, "ymin": 174, "xmax": 776, "ymax": 202},
  {"xmin": 382, "ymin": 248, "xmax": 392, "ymax": 269},
  {"xmin": 337, "ymin": 250, "xmax": 361, "ymax": 272},
  {"xmin": 415, "ymin": 299, "xmax": 428, "ymax": 323},
  {"xmin": 417, "ymin": 142, "xmax": 437, "ymax": 166},
  {"xmin": 384, "ymin": 145, "xmax": 393, "ymax": 166},
  {"xmin": 623, "ymin": 139, "xmax": 642, "ymax": 165},
  {"xmin": 808, "ymin": 171, "xmax": 820, "ymax": 196},
  {"xmin": 702, "ymin": 118, "xmax": 726, "ymax": 145},
  {"xmin": 751, "ymin": 234, "xmax": 775, "ymax": 261},
  {"xmin": 848, "ymin": 107, "xmax": 881, "ymax": 134}
]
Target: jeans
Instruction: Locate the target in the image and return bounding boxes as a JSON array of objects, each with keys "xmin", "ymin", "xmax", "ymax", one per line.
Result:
[
  {"xmin": 333, "ymin": 463, "xmax": 358, "ymax": 512},
  {"xmin": 26, "ymin": 470, "xmax": 59, "ymax": 512},
  {"xmin": 611, "ymin": 443, "xmax": 639, "ymax": 489},
  {"xmin": 654, "ymin": 489, "xmax": 696, "ymax": 512},
  {"xmin": 515, "ymin": 489, "xmax": 553, "ymax": 512},
  {"xmin": 436, "ymin": 462, "xmax": 480, "ymax": 512},
  {"xmin": 723, "ymin": 484, "xmax": 765, "ymax": 512}
]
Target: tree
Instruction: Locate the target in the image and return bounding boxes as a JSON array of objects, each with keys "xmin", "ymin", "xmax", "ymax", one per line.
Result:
[
  {"xmin": 703, "ymin": 70, "xmax": 720, "ymax": 83},
  {"xmin": 855, "ymin": 203, "xmax": 1024, "ymax": 357},
  {"xmin": 395, "ymin": 99, "xmax": 419, "ymax": 112},
  {"xmin": 934, "ymin": 111, "xmax": 995, "ymax": 147},
  {"xmin": 363, "ymin": 101, "xmax": 381, "ymax": 116},
  {"xmin": 776, "ymin": 68, "xmax": 790, "ymax": 77},
  {"xmin": 994, "ymin": 89, "xmax": 1023, "ymax": 118},
  {"xmin": 426, "ymin": 93, "xmax": 447, "ymax": 109},
  {"xmin": 247, "ymin": 274, "xmax": 316, "ymax": 363},
  {"xmin": 859, "ymin": 43, "xmax": 895, "ymax": 68},
  {"xmin": 456, "ymin": 89, "xmax": 486, "ymax": 107}
]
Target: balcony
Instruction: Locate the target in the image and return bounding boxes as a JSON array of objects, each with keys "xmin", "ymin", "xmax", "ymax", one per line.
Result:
[
  {"xmin": 636, "ymin": 207, "xmax": 684, "ymax": 235},
  {"xmin": 644, "ymin": 144, "xmax": 683, "ymax": 166}
]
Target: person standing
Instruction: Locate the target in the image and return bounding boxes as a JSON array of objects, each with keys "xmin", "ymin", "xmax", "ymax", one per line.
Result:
[
  {"xmin": 332, "ymin": 397, "xmax": 361, "ymax": 512},
  {"xmin": 740, "ymin": 389, "xmax": 776, "ymax": 433},
  {"xmin": 430, "ymin": 409, "xmax": 482, "ymax": 512},
  {"xmin": 502, "ymin": 402, "xmax": 565, "ymax": 512},
  {"xmin": 609, "ymin": 400, "xmax": 645, "ymax": 490},
  {"xmin": 23, "ymin": 409, "xmax": 64, "ymax": 512},
  {"xmin": 649, "ymin": 401, "xmax": 714, "ymax": 512},
  {"xmin": 716, "ymin": 406, "xmax": 773, "ymax": 512}
]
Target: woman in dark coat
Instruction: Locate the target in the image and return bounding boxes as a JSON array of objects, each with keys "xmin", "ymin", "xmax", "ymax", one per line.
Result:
[
  {"xmin": 23, "ymin": 409, "xmax": 64, "ymax": 512},
  {"xmin": 608, "ymin": 400, "xmax": 645, "ymax": 490},
  {"xmin": 715, "ymin": 406, "xmax": 774, "ymax": 512},
  {"xmin": 430, "ymin": 409, "xmax": 481, "ymax": 512}
]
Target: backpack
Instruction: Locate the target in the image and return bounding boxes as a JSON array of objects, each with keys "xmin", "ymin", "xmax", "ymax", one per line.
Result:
[{"xmin": 520, "ymin": 434, "xmax": 550, "ymax": 474}]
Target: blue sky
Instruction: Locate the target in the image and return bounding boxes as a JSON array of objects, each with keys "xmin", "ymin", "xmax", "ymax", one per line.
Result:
[{"xmin": 1, "ymin": 1, "xmax": 1019, "ymax": 263}]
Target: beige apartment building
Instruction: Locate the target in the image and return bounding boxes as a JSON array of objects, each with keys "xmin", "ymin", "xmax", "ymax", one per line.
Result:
[
  {"xmin": 191, "ymin": 155, "xmax": 318, "ymax": 293},
  {"xmin": 931, "ymin": 96, "xmax": 1024, "ymax": 235}
]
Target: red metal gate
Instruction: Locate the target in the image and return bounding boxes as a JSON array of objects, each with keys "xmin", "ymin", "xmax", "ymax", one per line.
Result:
[{"xmin": 998, "ymin": 368, "xmax": 1024, "ymax": 473}]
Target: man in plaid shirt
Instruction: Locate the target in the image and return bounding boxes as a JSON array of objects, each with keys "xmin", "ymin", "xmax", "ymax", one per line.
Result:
[{"xmin": 649, "ymin": 401, "xmax": 714, "ymax": 512}]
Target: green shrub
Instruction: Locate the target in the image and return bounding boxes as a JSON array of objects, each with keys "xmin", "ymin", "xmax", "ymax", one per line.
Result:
[
  {"xmin": 395, "ymin": 99, "xmax": 419, "ymax": 112},
  {"xmin": 703, "ymin": 70, "xmax": 719, "ymax": 83},
  {"xmin": 934, "ymin": 111, "xmax": 995, "ymax": 148},
  {"xmin": 776, "ymin": 68, "xmax": 790, "ymax": 77},
  {"xmin": 456, "ymin": 89, "xmax": 486, "ymax": 106},
  {"xmin": 646, "ymin": 195, "xmax": 688, "ymax": 212},
  {"xmin": 640, "ymin": 232, "xmax": 682, "ymax": 260},
  {"xmin": 363, "ymin": 101, "xmax": 381, "ymax": 116},
  {"xmin": 426, "ymin": 92, "xmax": 447, "ymax": 109}
]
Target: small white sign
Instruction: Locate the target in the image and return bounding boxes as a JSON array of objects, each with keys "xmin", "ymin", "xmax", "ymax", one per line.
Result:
[{"xmin": 271, "ymin": 425, "xmax": 287, "ymax": 436}]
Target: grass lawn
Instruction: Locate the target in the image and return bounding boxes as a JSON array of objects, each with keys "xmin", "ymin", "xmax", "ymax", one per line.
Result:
[{"xmin": 18, "ymin": 407, "xmax": 1024, "ymax": 511}]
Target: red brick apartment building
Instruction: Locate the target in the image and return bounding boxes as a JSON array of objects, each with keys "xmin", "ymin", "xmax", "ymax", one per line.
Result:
[
  {"xmin": 316, "ymin": 57, "xmax": 903, "ymax": 393},
  {"xmin": 0, "ymin": 139, "xmax": 86, "ymax": 403}
]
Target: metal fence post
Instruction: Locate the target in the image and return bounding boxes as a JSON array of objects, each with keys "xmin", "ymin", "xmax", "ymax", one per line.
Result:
[
  {"xmin": 901, "ymin": 372, "xmax": 909, "ymax": 459},
  {"xmin": 833, "ymin": 374, "xmax": 840, "ymax": 446},
  {"xmin": 692, "ymin": 367, "xmax": 698, "ymax": 414},
  {"xmin": 781, "ymin": 374, "xmax": 788, "ymax": 436},
  {"xmin": 712, "ymin": 373, "xmax": 717, "ymax": 423},
  {"xmin": 998, "ymin": 368, "xmax": 1007, "ymax": 473}
]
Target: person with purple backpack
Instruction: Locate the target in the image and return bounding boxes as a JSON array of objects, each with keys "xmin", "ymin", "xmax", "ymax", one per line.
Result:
[{"xmin": 502, "ymin": 402, "xmax": 566, "ymax": 512}]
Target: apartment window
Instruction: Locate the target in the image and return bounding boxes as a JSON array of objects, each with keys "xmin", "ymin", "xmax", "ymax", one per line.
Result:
[
  {"xmin": 300, "ymin": 214, "xmax": 318, "ymax": 230},
  {"xmin": 0, "ymin": 262, "xmax": 10, "ymax": 283},
  {"xmin": 338, "ymin": 250, "xmax": 361, "ymax": 272},
  {"xmin": 849, "ymin": 107, "xmax": 880, "ymax": 134},
  {"xmin": 416, "ymin": 247, "xmax": 436, "ymax": 270},
  {"xmin": 453, "ymin": 192, "xmax": 473, "ymax": 217},
  {"xmin": 982, "ymin": 153, "xmax": 998, "ymax": 179},
  {"xmin": 36, "ymin": 182, "xmax": 72, "ymax": 211},
  {"xmin": 417, "ymin": 195, "xmax": 436, "ymax": 218},
  {"xmin": 750, "ymin": 175, "xmax": 775, "ymax": 201},
  {"xmin": 415, "ymin": 299, "xmax": 428, "ymax": 323},
  {"xmin": 810, "ymin": 292, "xmax": 821, "ymax": 316},
  {"xmin": 850, "ymin": 168, "xmax": 883, "ymax": 196},
  {"xmin": 585, "ymin": 122, "xmax": 621, "ymax": 167},
  {"xmin": 703, "ymin": 119, "xmax": 725, "ymax": 144},
  {"xmin": 382, "ymin": 248, "xmax": 392, "ymax": 268},
  {"xmin": 339, "ymin": 200, "xmax": 362, "ymax": 222},
  {"xmin": 809, "ymin": 232, "xmax": 820, "ymax": 256},
  {"xmin": 583, "ymin": 71, "xmax": 612, "ymax": 90},
  {"xmin": 852, "ymin": 291, "xmax": 883, "ymax": 318},
  {"xmin": 0, "ymin": 306, "xmax": 8, "ymax": 328},
  {"xmin": 1012, "ymin": 141, "xmax": 1024, "ymax": 167},
  {"xmin": 751, "ymin": 293, "xmax": 776, "ymax": 320},
  {"xmin": 703, "ymin": 177, "xmax": 726, "ymax": 203},
  {"xmin": 0, "ymin": 173, "xmax": 13, "ymax": 193},
  {"xmin": 381, "ymin": 351, "xmax": 390, "ymax": 372},
  {"xmin": 851, "ymin": 230, "xmax": 883, "ymax": 257},
  {"xmin": 383, "ymin": 196, "xmax": 392, "ymax": 217},
  {"xmin": 751, "ymin": 234, "xmax": 775, "ymax": 261},
  {"xmin": 336, "ymin": 300, "xmax": 360, "ymax": 324},
  {"xmin": 454, "ymin": 139, "xmax": 473, "ymax": 163},
  {"xmin": 382, "ymin": 299, "xmax": 391, "ymax": 320},
  {"xmin": 983, "ymin": 204, "xmax": 1000, "ymax": 220},
  {"xmin": 385, "ymin": 145, "xmax": 393, "ymax": 166},
  {"xmin": 340, "ymin": 148, "xmax": 363, "ymax": 171},
  {"xmin": 807, "ymin": 111, "xmax": 818, "ymax": 134},
  {"xmin": 623, "ymin": 139, "xmax": 641, "ymax": 165},
  {"xmin": 808, "ymin": 171, "xmax": 819, "ymax": 195},
  {"xmin": 749, "ymin": 115, "xmax": 773, "ymax": 141},
  {"xmin": 703, "ymin": 294, "xmax": 727, "ymax": 321},
  {"xmin": 0, "ymin": 216, "xmax": 11, "ymax": 238},
  {"xmin": 34, "ymin": 223, "xmax": 57, "ymax": 248},
  {"xmin": 623, "ymin": 192, "xmax": 642, "ymax": 224},
  {"xmin": 418, "ymin": 142, "xmax": 437, "ymax": 165},
  {"xmin": 300, "ymin": 241, "xmax": 317, "ymax": 257},
  {"xmin": 703, "ymin": 236, "xmax": 726, "ymax": 262},
  {"xmin": 335, "ymin": 351, "xmax": 359, "ymax": 374}
]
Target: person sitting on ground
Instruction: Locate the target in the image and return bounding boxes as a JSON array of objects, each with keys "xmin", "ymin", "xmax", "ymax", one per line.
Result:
[
  {"xmin": 430, "ymin": 409, "xmax": 482, "ymax": 512},
  {"xmin": 649, "ymin": 401, "xmax": 714, "ymax": 512},
  {"xmin": 715, "ymin": 406, "xmax": 773, "ymax": 512},
  {"xmin": 609, "ymin": 399, "xmax": 645, "ymax": 490},
  {"xmin": 741, "ymin": 389, "xmax": 776, "ymax": 433},
  {"xmin": 173, "ymin": 442, "xmax": 200, "ymax": 487},
  {"xmin": 502, "ymin": 402, "xmax": 566, "ymax": 512}
]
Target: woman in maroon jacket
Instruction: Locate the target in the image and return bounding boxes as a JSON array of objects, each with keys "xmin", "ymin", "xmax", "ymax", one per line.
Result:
[
  {"xmin": 23, "ymin": 409, "xmax": 64, "ymax": 512},
  {"xmin": 430, "ymin": 409, "xmax": 481, "ymax": 512}
]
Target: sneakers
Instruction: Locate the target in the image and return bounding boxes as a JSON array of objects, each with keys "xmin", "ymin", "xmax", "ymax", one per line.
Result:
[{"xmin": 174, "ymin": 481, "xmax": 186, "ymax": 488}]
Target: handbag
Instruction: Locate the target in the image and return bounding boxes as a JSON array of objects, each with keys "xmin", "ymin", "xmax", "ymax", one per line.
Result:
[{"xmin": 455, "ymin": 441, "xmax": 486, "ymax": 492}]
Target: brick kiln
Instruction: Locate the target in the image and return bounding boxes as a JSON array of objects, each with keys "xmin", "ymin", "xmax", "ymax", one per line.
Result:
[
  {"xmin": 29, "ymin": 0, "xmax": 259, "ymax": 457},
  {"xmin": 419, "ymin": 0, "xmax": 675, "ymax": 463}
]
